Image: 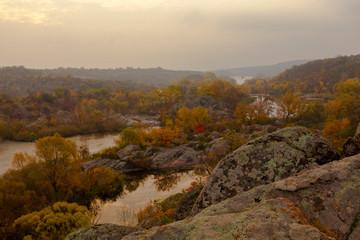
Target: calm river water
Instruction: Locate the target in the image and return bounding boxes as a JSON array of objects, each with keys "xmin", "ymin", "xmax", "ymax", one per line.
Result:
[
  {"xmin": 97, "ymin": 170, "xmax": 199, "ymax": 225},
  {"xmin": 0, "ymin": 133, "xmax": 201, "ymax": 225},
  {"xmin": 0, "ymin": 132, "xmax": 120, "ymax": 175}
]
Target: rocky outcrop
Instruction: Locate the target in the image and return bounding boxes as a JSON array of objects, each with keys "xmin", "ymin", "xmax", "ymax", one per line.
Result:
[
  {"xmin": 117, "ymin": 145, "xmax": 142, "ymax": 160},
  {"xmin": 174, "ymin": 185, "xmax": 203, "ymax": 221},
  {"xmin": 192, "ymin": 126, "xmax": 339, "ymax": 214},
  {"xmin": 122, "ymin": 154, "xmax": 360, "ymax": 240},
  {"xmin": 183, "ymin": 95, "xmax": 225, "ymax": 111},
  {"xmin": 138, "ymin": 217, "xmax": 162, "ymax": 230},
  {"xmin": 341, "ymin": 123, "xmax": 360, "ymax": 157},
  {"xmin": 151, "ymin": 146, "xmax": 201, "ymax": 169},
  {"xmin": 109, "ymin": 114, "xmax": 160, "ymax": 127},
  {"xmin": 82, "ymin": 158, "xmax": 142, "ymax": 173},
  {"xmin": 207, "ymin": 131, "xmax": 222, "ymax": 141},
  {"xmin": 82, "ymin": 144, "xmax": 202, "ymax": 172},
  {"xmin": 65, "ymin": 224, "xmax": 138, "ymax": 240}
]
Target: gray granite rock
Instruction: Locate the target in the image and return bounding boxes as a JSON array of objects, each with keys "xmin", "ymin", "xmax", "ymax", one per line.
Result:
[
  {"xmin": 66, "ymin": 224, "xmax": 138, "ymax": 240},
  {"xmin": 192, "ymin": 126, "xmax": 339, "ymax": 214}
]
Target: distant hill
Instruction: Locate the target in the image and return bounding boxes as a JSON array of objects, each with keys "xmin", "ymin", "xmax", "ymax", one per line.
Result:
[
  {"xmin": 0, "ymin": 66, "xmax": 203, "ymax": 97},
  {"xmin": 271, "ymin": 54, "xmax": 360, "ymax": 93},
  {"xmin": 213, "ymin": 60, "xmax": 309, "ymax": 78},
  {"xmin": 0, "ymin": 66, "xmax": 133, "ymax": 97},
  {"xmin": 43, "ymin": 67, "xmax": 202, "ymax": 87}
]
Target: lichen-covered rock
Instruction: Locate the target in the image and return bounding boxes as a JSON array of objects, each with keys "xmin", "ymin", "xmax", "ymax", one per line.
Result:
[
  {"xmin": 65, "ymin": 224, "xmax": 138, "ymax": 240},
  {"xmin": 123, "ymin": 198, "xmax": 340, "ymax": 240},
  {"xmin": 341, "ymin": 123, "xmax": 360, "ymax": 157},
  {"xmin": 173, "ymin": 185, "xmax": 203, "ymax": 221},
  {"xmin": 150, "ymin": 146, "xmax": 201, "ymax": 169},
  {"xmin": 122, "ymin": 154, "xmax": 360, "ymax": 240},
  {"xmin": 192, "ymin": 126, "xmax": 339, "ymax": 214}
]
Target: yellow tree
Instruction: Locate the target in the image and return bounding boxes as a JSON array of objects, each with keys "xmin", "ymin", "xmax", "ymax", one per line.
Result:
[
  {"xmin": 175, "ymin": 106, "xmax": 209, "ymax": 135},
  {"xmin": 13, "ymin": 202, "xmax": 92, "ymax": 240},
  {"xmin": 323, "ymin": 118, "xmax": 351, "ymax": 150},
  {"xmin": 150, "ymin": 128, "xmax": 177, "ymax": 147},
  {"xmin": 149, "ymin": 85, "xmax": 182, "ymax": 109},
  {"xmin": 35, "ymin": 134, "xmax": 81, "ymax": 199},
  {"xmin": 276, "ymin": 92, "xmax": 307, "ymax": 120},
  {"xmin": 235, "ymin": 97, "xmax": 272, "ymax": 125},
  {"xmin": 332, "ymin": 78, "xmax": 360, "ymax": 124}
]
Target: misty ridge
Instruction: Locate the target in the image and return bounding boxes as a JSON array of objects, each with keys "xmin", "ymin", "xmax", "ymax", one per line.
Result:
[
  {"xmin": 0, "ymin": 66, "xmax": 200, "ymax": 97},
  {"xmin": 0, "ymin": 59, "xmax": 311, "ymax": 97}
]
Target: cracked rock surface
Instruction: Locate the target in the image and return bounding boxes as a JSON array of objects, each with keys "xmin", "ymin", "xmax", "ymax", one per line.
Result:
[
  {"xmin": 192, "ymin": 126, "xmax": 339, "ymax": 214},
  {"xmin": 122, "ymin": 154, "xmax": 360, "ymax": 240}
]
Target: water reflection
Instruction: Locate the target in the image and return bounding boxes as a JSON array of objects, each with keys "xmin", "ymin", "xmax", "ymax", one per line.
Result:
[
  {"xmin": 153, "ymin": 173, "xmax": 181, "ymax": 192},
  {"xmin": 123, "ymin": 172, "xmax": 150, "ymax": 193},
  {"xmin": 116, "ymin": 205, "xmax": 137, "ymax": 226},
  {"xmin": 123, "ymin": 168, "xmax": 199, "ymax": 193},
  {"xmin": 97, "ymin": 169, "xmax": 203, "ymax": 225}
]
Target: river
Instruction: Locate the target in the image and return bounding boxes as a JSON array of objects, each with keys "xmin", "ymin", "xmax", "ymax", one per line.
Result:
[
  {"xmin": 232, "ymin": 76, "xmax": 253, "ymax": 85},
  {"xmin": 0, "ymin": 132, "xmax": 121, "ymax": 175},
  {"xmin": 97, "ymin": 170, "xmax": 200, "ymax": 225},
  {"xmin": 0, "ymin": 133, "xmax": 201, "ymax": 226}
]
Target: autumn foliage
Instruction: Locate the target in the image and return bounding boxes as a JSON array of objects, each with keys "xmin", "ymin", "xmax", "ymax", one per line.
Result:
[
  {"xmin": 136, "ymin": 193, "xmax": 183, "ymax": 226},
  {"xmin": 150, "ymin": 128, "xmax": 177, "ymax": 147},
  {"xmin": 175, "ymin": 106, "xmax": 210, "ymax": 135},
  {"xmin": 0, "ymin": 134, "xmax": 124, "ymax": 239},
  {"xmin": 13, "ymin": 202, "xmax": 92, "ymax": 240}
]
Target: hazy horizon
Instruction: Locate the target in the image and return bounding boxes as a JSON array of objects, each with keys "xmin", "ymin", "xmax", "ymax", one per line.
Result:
[{"xmin": 1, "ymin": 0, "xmax": 360, "ymax": 71}]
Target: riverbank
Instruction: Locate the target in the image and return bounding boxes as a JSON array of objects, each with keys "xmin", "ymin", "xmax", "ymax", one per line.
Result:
[{"xmin": 0, "ymin": 132, "xmax": 121, "ymax": 175}]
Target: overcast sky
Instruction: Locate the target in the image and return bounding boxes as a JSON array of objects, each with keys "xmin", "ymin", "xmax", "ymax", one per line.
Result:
[{"xmin": 0, "ymin": 0, "xmax": 359, "ymax": 71}]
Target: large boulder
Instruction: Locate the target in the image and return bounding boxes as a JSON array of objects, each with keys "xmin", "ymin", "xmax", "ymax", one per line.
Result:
[
  {"xmin": 150, "ymin": 146, "xmax": 201, "ymax": 169},
  {"xmin": 66, "ymin": 224, "xmax": 138, "ymax": 240},
  {"xmin": 192, "ymin": 126, "xmax": 339, "ymax": 214},
  {"xmin": 122, "ymin": 154, "xmax": 360, "ymax": 240},
  {"xmin": 341, "ymin": 123, "xmax": 360, "ymax": 157}
]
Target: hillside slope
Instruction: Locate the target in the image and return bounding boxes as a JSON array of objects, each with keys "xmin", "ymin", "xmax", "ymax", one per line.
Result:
[
  {"xmin": 213, "ymin": 60, "xmax": 309, "ymax": 78},
  {"xmin": 0, "ymin": 66, "xmax": 132, "ymax": 97},
  {"xmin": 271, "ymin": 54, "xmax": 360, "ymax": 93},
  {"xmin": 43, "ymin": 67, "xmax": 202, "ymax": 86}
]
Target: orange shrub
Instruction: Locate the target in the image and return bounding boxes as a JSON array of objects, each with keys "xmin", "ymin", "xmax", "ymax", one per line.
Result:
[
  {"xmin": 323, "ymin": 118, "xmax": 350, "ymax": 151},
  {"xmin": 150, "ymin": 128, "xmax": 177, "ymax": 147}
]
